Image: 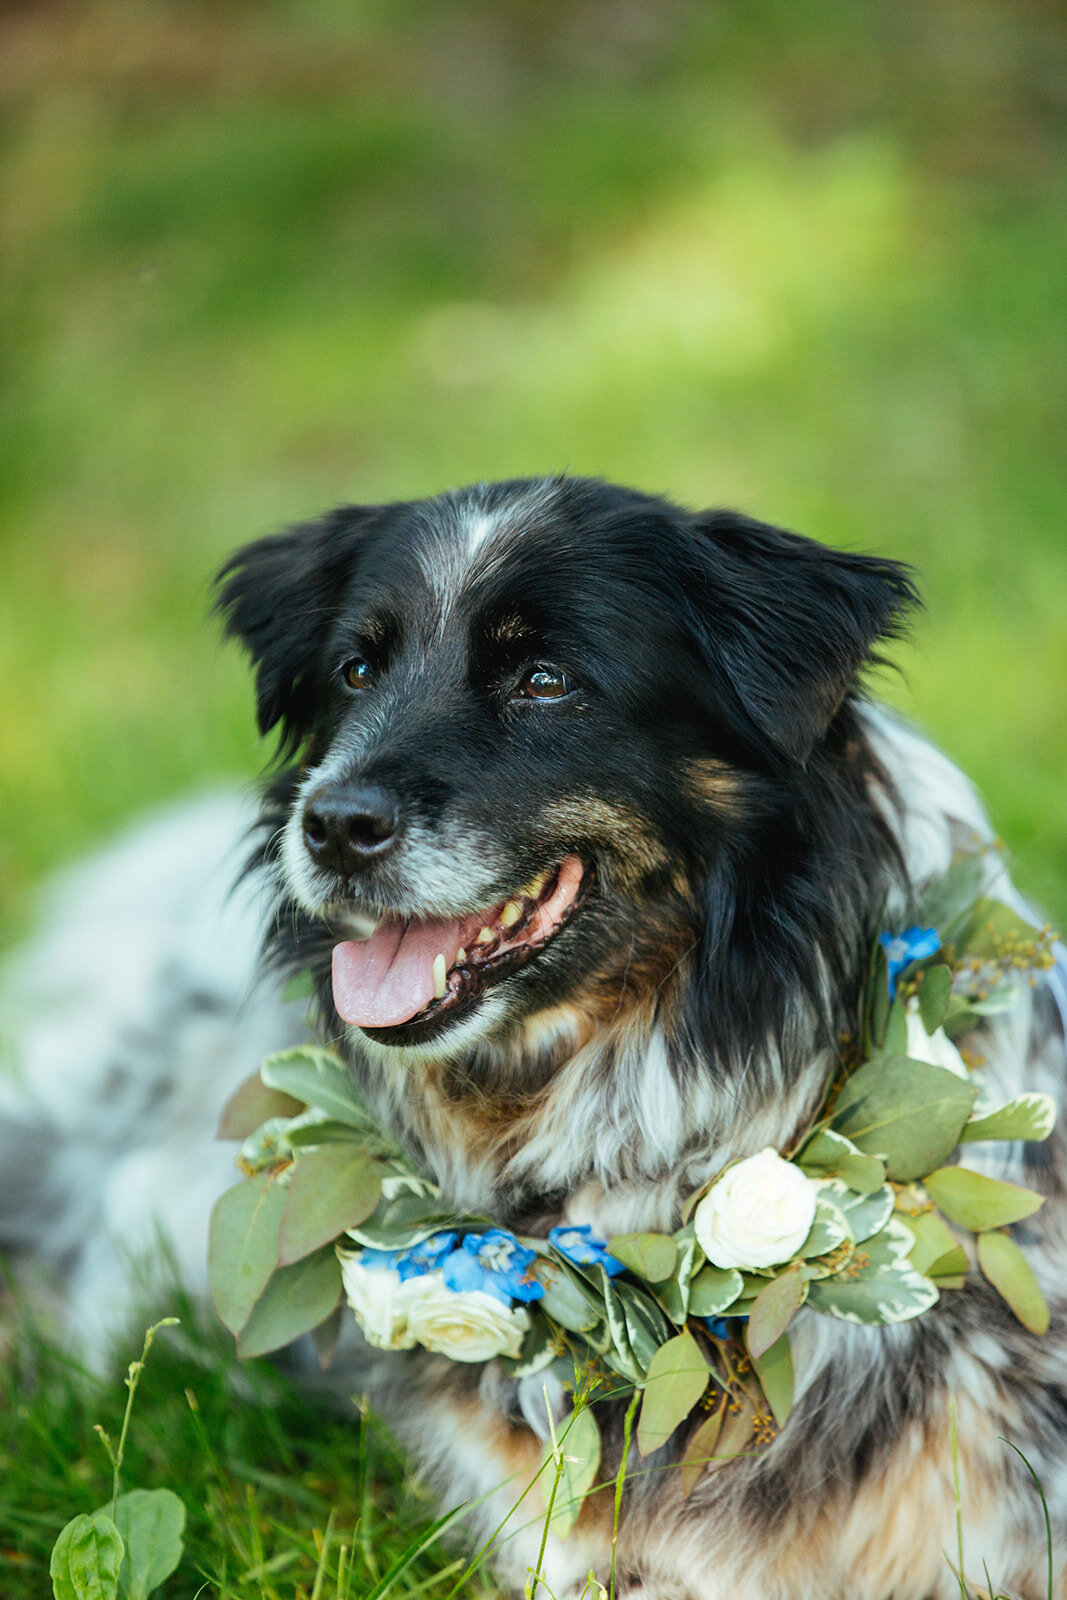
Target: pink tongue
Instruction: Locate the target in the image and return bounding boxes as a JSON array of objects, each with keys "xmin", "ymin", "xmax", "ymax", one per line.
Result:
[{"xmin": 332, "ymin": 916, "xmax": 469, "ymax": 1027}]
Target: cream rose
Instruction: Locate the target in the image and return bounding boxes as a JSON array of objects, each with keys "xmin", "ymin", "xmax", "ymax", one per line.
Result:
[
  {"xmin": 403, "ymin": 1278, "xmax": 530, "ymax": 1362},
  {"xmin": 339, "ymin": 1253, "xmax": 421, "ymax": 1351},
  {"xmin": 904, "ymin": 1001, "xmax": 969, "ymax": 1081},
  {"xmin": 693, "ymin": 1148, "xmax": 817, "ymax": 1270}
]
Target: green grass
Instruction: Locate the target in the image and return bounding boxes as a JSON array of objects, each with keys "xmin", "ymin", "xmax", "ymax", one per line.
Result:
[
  {"xmin": 2, "ymin": 2, "xmax": 1066, "ymax": 1592},
  {"xmin": 0, "ymin": 1288, "xmax": 505, "ymax": 1599}
]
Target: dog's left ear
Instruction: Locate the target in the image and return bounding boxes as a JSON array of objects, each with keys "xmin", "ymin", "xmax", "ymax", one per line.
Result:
[
  {"xmin": 685, "ymin": 510, "xmax": 919, "ymax": 766},
  {"xmin": 215, "ymin": 503, "xmax": 383, "ymax": 755}
]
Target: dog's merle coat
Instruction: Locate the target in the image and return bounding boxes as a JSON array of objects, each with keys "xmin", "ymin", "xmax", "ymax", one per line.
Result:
[{"xmin": 4, "ymin": 477, "xmax": 1067, "ymax": 1597}]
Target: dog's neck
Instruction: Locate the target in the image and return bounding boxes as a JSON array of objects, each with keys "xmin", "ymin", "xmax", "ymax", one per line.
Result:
[{"xmin": 344, "ymin": 975, "xmax": 841, "ymax": 1231}]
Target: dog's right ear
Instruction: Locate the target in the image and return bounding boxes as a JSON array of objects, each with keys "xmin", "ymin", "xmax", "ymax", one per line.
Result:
[{"xmin": 215, "ymin": 504, "xmax": 382, "ymax": 756}]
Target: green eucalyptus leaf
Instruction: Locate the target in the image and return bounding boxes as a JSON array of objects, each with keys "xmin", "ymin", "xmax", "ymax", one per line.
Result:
[
  {"xmin": 215, "ymin": 1073, "xmax": 304, "ymax": 1141},
  {"xmin": 898, "ymin": 1210, "xmax": 961, "ymax": 1276},
  {"xmin": 918, "ymin": 965, "xmax": 953, "ymax": 1034},
  {"xmin": 549, "ymin": 1406, "xmax": 602, "ymax": 1538},
  {"xmin": 746, "ymin": 1268, "xmax": 806, "ymax": 1360},
  {"xmin": 867, "ymin": 942, "xmax": 892, "ymax": 1049},
  {"xmin": 954, "ymin": 897, "xmax": 1043, "ymax": 959},
  {"xmin": 346, "ymin": 1196, "xmax": 464, "ymax": 1251},
  {"xmin": 285, "ymin": 1118, "xmax": 377, "ymax": 1148},
  {"xmin": 260, "ymin": 1047, "xmax": 375, "ymax": 1130},
  {"xmin": 636, "ymin": 1332, "xmax": 708, "ymax": 1457},
  {"xmin": 508, "ymin": 1314, "xmax": 558, "ymax": 1378},
  {"xmin": 883, "ymin": 1002, "xmax": 908, "ymax": 1056},
  {"xmin": 709, "ymin": 1390, "xmax": 759, "ymax": 1468},
  {"xmin": 680, "ymin": 1402, "xmax": 725, "ymax": 1497},
  {"xmin": 928, "ymin": 1246, "xmax": 969, "ymax": 1279},
  {"xmin": 976, "ymin": 1230, "xmax": 1050, "ymax": 1336},
  {"xmin": 797, "ymin": 1128, "xmax": 886, "ymax": 1195},
  {"xmin": 830, "ymin": 1054, "xmax": 976, "ymax": 1181},
  {"xmin": 798, "ymin": 1195, "xmax": 851, "ymax": 1261},
  {"xmin": 278, "ymin": 1148, "xmax": 382, "ymax": 1265},
  {"xmin": 820, "ymin": 1181, "xmax": 895, "ymax": 1244},
  {"xmin": 653, "ymin": 1231, "xmax": 699, "ymax": 1323},
  {"xmin": 749, "ymin": 1331, "xmax": 794, "ymax": 1427},
  {"xmin": 112, "ymin": 1489, "xmax": 185, "ymax": 1600},
  {"xmin": 616, "ymin": 1283, "xmax": 674, "ymax": 1373},
  {"xmin": 687, "ymin": 1264, "xmax": 744, "ymax": 1317},
  {"xmin": 960, "ymin": 1094, "xmax": 1056, "ymax": 1145},
  {"xmin": 942, "ymin": 985, "xmax": 1022, "ymax": 1037},
  {"xmin": 807, "ymin": 1221, "xmax": 939, "ymax": 1325},
  {"xmin": 51, "ymin": 1512, "xmax": 124, "ymax": 1600},
  {"xmin": 601, "ymin": 1272, "xmax": 641, "ymax": 1382},
  {"xmin": 536, "ymin": 1259, "xmax": 603, "ymax": 1333},
  {"xmin": 608, "ymin": 1232, "xmax": 678, "ymax": 1283},
  {"xmin": 237, "ymin": 1245, "xmax": 343, "ymax": 1359},
  {"xmin": 915, "ymin": 855, "xmax": 985, "ymax": 937},
  {"xmin": 208, "ymin": 1173, "xmax": 285, "ymax": 1336},
  {"xmin": 376, "ymin": 1163, "xmax": 439, "ymax": 1200},
  {"xmin": 923, "ymin": 1168, "xmax": 1045, "ymax": 1232}
]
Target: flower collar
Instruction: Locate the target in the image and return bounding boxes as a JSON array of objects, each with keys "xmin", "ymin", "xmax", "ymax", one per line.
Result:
[{"xmin": 210, "ymin": 850, "xmax": 1058, "ymax": 1511}]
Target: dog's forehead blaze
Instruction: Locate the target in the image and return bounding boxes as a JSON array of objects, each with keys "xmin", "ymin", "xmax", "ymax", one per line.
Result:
[{"xmin": 405, "ymin": 479, "xmax": 566, "ymax": 612}]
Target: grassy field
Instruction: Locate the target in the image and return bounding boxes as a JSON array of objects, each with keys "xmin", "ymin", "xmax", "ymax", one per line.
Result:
[{"xmin": 2, "ymin": 2, "xmax": 1065, "ymax": 1594}]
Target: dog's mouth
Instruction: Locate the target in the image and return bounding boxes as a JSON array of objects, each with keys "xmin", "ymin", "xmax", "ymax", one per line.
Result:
[{"xmin": 331, "ymin": 855, "xmax": 586, "ymax": 1041}]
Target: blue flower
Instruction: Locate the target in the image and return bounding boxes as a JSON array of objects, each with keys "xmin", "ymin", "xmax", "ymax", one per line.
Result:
[
  {"xmin": 548, "ymin": 1224, "xmax": 625, "ymax": 1278},
  {"xmin": 441, "ymin": 1229, "xmax": 545, "ymax": 1306},
  {"xmin": 357, "ymin": 1247, "xmax": 406, "ymax": 1272},
  {"xmin": 395, "ymin": 1231, "xmax": 459, "ymax": 1281},
  {"xmin": 879, "ymin": 925, "xmax": 941, "ymax": 999}
]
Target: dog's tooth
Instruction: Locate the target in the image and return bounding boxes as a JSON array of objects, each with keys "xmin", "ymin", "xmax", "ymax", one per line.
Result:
[
  {"xmin": 499, "ymin": 900, "xmax": 522, "ymax": 928},
  {"xmin": 455, "ymin": 947, "xmax": 467, "ymax": 965},
  {"xmin": 522, "ymin": 870, "xmax": 549, "ymax": 900},
  {"xmin": 432, "ymin": 953, "xmax": 447, "ymax": 999},
  {"xmin": 475, "ymin": 925, "xmax": 495, "ymax": 946}
]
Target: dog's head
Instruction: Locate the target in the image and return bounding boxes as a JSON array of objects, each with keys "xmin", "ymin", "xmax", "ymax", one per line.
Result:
[{"xmin": 218, "ymin": 477, "xmax": 916, "ymax": 1067}]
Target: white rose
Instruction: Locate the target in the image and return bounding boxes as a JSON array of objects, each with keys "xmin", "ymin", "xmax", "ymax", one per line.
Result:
[
  {"xmin": 693, "ymin": 1148, "xmax": 817, "ymax": 1270},
  {"xmin": 339, "ymin": 1253, "xmax": 421, "ymax": 1350},
  {"xmin": 404, "ymin": 1277, "xmax": 531, "ymax": 1362},
  {"xmin": 904, "ymin": 1002, "xmax": 969, "ymax": 1081}
]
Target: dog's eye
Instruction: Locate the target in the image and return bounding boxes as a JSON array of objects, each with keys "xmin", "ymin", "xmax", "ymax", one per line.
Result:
[
  {"xmin": 517, "ymin": 664, "xmax": 573, "ymax": 701},
  {"xmin": 341, "ymin": 657, "xmax": 374, "ymax": 690}
]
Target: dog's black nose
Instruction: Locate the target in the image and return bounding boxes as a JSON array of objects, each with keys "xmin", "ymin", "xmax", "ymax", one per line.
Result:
[{"xmin": 301, "ymin": 784, "xmax": 400, "ymax": 877}]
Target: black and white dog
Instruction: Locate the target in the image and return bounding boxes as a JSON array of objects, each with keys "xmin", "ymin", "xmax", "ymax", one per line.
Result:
[{"xmin": 4, "ymin": 477, "xmax": 1066, "ymax": 1597}]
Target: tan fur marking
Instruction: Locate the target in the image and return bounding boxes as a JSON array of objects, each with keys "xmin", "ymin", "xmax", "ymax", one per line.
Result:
[
  {"xmin": 680, "ymin": 757, "xmax": 746, "ymax": 814},
  {"xmin": 539, "ymin": 796, "xmax": 671, "ymax": 884}
]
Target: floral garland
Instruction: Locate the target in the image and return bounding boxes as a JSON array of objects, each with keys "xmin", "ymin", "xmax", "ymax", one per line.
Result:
[{"xmin": 209, "ymin": 852, "xmax": 1058, "ymax": 1511}]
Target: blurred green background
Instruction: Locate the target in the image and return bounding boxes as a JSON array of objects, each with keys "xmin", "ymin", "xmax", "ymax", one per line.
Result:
[{"xmin": 2, "ymin": 0, "xmax": 1065, "ymax": 939}]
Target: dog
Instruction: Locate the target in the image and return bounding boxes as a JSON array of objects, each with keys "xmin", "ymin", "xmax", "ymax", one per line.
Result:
[{"xmin": 4, "ymin": 475, "xmax": 1067, "ymax": 1598}]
